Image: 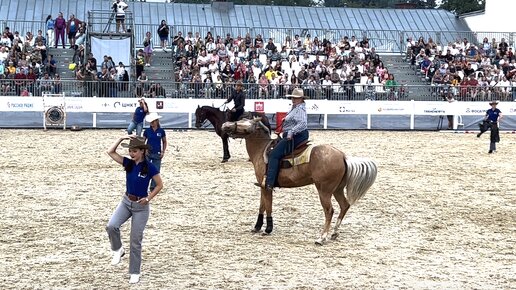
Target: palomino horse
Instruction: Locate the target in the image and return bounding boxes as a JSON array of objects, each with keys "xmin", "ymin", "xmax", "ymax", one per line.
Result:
[
  {"xmin": 194, "ymin": 105, "xmax": 271, "ymax": 162},
  {"xmin": 221, "ymin": 118, "xmax": 377, "ymax": 245}
]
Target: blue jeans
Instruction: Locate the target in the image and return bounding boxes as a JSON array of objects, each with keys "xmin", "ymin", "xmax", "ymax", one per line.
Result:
[
  {"xmin": 147, "ymin": 153, "xmax": 162, "ymax": 191},
  {"xmin": 106, "ymin": 195, "xmax": 150, "ymax": 274},
  {"xmin": 127, "ymin": 121, "xmax": 143, "ymax": 136},
  {"xmin": 266, "ymin": 130, "xmax": 309, "ymax": 187}
]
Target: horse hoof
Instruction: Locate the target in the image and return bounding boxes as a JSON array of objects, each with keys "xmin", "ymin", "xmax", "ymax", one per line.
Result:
[
  {"xmin": 315, "ymin": 239, "xmax": 325, "ymax": 245},
  {"xmin": 221, "ymin": 159, "xmax": 228, "ymax": 163},
  {"xmin": 330, "ymin": 233, "xmax": 339, "ymax": 240},
  {"xmin": 251, "ymin": 228, "xmax": 262, "ymax": 233},
  {"xmin": 261, "ymin": 232, "xmax": 271, "ymax": 236}
]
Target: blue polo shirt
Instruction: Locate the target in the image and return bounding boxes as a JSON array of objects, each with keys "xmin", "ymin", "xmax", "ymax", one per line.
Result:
[
  {"xmin": 123, "ymin": 157, "xmax": 159, "ymax": 197},
  {"xmin": 486, "ymin": 108, "xmax": 501, "ymax": 122},
  {"xmin": 134, "ymin": 107, "xmax": 146, "ymax": 123},
  {"xmin": 143, "ymin": 127, "xmax": 166, "ymax": 154}
]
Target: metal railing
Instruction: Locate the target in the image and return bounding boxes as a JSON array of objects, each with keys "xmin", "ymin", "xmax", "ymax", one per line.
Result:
[{"xmin": 1, "ymin": 79, "xmax": 514, "ymax": 102}]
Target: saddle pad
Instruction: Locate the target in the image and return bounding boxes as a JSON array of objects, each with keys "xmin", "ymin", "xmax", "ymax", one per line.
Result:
[{"xmin": 284, "ymin": 144, "xmax": 314, "ymax": 167}]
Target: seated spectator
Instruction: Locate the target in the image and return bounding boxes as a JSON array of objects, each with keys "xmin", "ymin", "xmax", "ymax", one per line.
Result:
[
  {"xmin": 258, "ymin": 74, "xmax": 269, "ymax": 98},
  {"xmin": 53, "ymin": 73, "xmax": 61, "ymax": 93},
  {"xmin": 34, "ymin": 30, "xmax": 46, "ymax": 46},
  {"xmin": 0, "ymin": 46, "xmax": 9, "ymax": 63},
  {"xmin": 39, "ymin": 72, "xmax": 54, "ymax": 93},
  {"xmin": 149, "ymin": 82, "xmax": 165, "ymax": 98},
  {"xmin": 43, "ymin": 54, "xmax": 57, "ymax": 76},
  {"xmin": 136, "ymin": 71, "xmax": 149, "ymax": 97},
  {"xmin": 34, "ymin": 40, "xmax": 47, "ymax": 62}
]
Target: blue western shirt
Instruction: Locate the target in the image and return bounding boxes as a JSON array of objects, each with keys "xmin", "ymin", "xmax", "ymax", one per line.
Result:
[
  {"xmin": 133, "ymin": 107, "xmax": 146, "ymax": 123},
  {"xmin": 144, "ymin": 127, "xmax": 166, "ymax": 155},
  {"xmin": 486, "ymin": 108, "xmax": 501, "ymax": 122},
  {"xmin": 123, "ymin": 157, "xmax": 159, "ymax": 197}
]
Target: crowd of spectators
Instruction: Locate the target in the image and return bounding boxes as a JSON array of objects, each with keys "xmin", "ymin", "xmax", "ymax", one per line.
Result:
[
  {"xmin": 0, "ymin": 12, "xmax": 90, "ymax": 96},
  {"xmin": 170, "ymin": 31, "xmax": 400, "ymax": 100},
  {"xmin": 407, "ymin": 36, "xmax": 516, "ymax": 101},
  {"xmin": 0, "ymin": 26, "xmax": 59, "ymax": 96}
]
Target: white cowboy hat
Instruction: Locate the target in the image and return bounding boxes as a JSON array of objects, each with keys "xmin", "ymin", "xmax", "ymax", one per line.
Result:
[
  {"xmin": 489, "ymin": 100, "xmax": 499, "ymax": 105},
  {"xmin": 286, "ymin": 88, "xmax": 309, "ymax": 99},
  {"xmin": 145, "ymin": 112, "xmax": 162, "ymax": 123}
]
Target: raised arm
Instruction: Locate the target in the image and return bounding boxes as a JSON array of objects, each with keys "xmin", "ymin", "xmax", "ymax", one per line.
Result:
[{"xmin": 106, "ymin": 135, "xmax": 130, "ymax": 165}]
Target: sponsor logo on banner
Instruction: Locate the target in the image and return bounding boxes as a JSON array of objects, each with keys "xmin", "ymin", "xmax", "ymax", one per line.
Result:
[
  {"xmin": 114, "ymin": 101, "xmax": 137, "ymax": 109},
  {"xmin": 339, "ymin": 106, "xmax": 355, "ymax": 113},
  {"xmin": 377, "ymin": 107, "xmax": 404, "ymax": 112},
  {"xmin": 465, "ymin": 108, "xmax": 485, "ymax": 113},
  {"xmin": 254, "ymin": 101, "xmax": 264, "ymax": 112},
  {"xmin": 423, "ymin": 108, "xmax": 445, "ymax": 114},
  {"xmin": 66, "ymin": 104, "xmax": 83, "ymax": 110},
  {"xmin": 156, "ymin": 101, "xmax": 164, "ymax": 110},
  {"xmin": 309, "ymin": 103, "xmax": 319, "ymax": 112},
  {"xmin": 7, "ymin": 102, "xmax": 33, "ymax": 109}
]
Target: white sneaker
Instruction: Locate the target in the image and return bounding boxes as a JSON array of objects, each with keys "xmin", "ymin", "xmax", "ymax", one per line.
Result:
[
  {"xmin": 111, "ymin": 247, "xmax": 125, "ymax": 265},
  {"xmin": 129, "ymin": 274, "xmax": 140, "ymax": 284}
]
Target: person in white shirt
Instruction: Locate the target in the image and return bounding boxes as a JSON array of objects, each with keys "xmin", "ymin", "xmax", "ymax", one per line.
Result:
[
  {"xmin": 112, "ymin": 0, "xmax": 128, "ymax": 33},
  {"xmin": 0, "ymin": 46, "xmax": 9, "ymax": 63},
  {"xmin": 197, "ymin": 50, "xmax": 209, "ymax": 67}
]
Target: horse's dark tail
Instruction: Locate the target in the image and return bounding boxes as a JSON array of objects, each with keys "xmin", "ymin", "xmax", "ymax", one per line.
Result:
[{"xmin": 344, "ymin": 156, "xmax": 377, "ymax": 205}]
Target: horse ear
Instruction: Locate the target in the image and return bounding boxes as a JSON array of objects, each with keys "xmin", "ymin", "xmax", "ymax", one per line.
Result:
[
  {"xmin": 253, "ymin": 116, "xmax": 262, "ymax": 122},
  {"xmin": 197, "ymin": 105, "xmax": 200, "ymax": 109}
]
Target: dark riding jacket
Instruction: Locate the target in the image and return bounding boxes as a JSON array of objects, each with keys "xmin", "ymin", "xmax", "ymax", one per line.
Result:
[{"xmin": 226, "ymin": 89, "xmax": 245, "ymax": 111}]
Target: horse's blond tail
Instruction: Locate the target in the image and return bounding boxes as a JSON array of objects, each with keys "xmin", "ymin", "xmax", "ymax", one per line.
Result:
[{"xmin": 344, "ymin": 157, "xmax": 378, "ymax": 205}]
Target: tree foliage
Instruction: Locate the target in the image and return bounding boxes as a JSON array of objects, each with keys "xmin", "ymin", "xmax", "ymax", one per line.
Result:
[{"xmin": 439, "ymin": 0, "xmax": 485, "ymax": 15}]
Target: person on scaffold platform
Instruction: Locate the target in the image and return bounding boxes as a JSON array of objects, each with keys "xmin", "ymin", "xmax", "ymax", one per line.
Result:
[{"xmin": 112, "ymin": 0, "xmax": 128, "ymax": 33}]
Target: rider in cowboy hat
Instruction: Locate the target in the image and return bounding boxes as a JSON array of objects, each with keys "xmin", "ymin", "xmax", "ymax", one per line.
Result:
[{"xmin": 257, "ymin": 88, "xmax": 309, "ymax": 191}]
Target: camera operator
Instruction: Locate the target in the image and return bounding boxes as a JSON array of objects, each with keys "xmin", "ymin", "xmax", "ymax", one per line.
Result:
[{"xmin": 112, "ymin": 0, "xmax": 128, "ymax": 33}]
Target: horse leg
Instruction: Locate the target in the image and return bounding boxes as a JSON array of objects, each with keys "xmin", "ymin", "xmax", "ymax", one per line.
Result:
[
  {"xmin": 263, "ymin": 188, "xmax": 274, "ymax": 235},
  {"xmin": 315, "ymin": 185, "xmax": 334, "ymax": 245},
  {"xmin": 330, "ymin": 189, "xmax": 350, "ymax": 240},
  {"xmin": 221, "ymin": 135, "xmax": 230, "ymax": 162},
  {"xmin": 252, "ymin": 191, "xmax": 266, "ymax": 233}
]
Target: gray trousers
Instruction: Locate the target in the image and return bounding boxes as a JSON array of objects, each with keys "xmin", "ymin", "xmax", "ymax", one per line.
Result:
[{"xmin": 106, "ymin": 195, "xmax": 150, "ymax": 274}]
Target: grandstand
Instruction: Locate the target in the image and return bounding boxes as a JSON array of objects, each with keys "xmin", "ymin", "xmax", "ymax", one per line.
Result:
[{"xmin": 0, "ymin": 0, "xmax": 513, "ymax": 102}]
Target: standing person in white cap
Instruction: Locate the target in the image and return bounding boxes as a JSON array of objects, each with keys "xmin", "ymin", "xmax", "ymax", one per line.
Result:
[
  {"xmin": 143, "ymin": 112, "xmax": 167, "ymax": 192},
  {"xmin": 478, "ymin": 100, "xmax": 503, "ymax": 153}
]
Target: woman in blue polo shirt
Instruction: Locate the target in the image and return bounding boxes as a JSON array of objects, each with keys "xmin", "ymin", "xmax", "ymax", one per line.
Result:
[
  {"xmin": 127, "ymin": 98, "xmax": 148, "ymax": 136},
  {"xmin": 106, "ymin": 135, "xmax": 163, "ymax": 284},
  {"xmin": 482, "ymin": 100, "xmax": 503, "ymax": 153},
  {"xmin": 143, "ymin": 112, "xmax": 167, "ymax": 192}
]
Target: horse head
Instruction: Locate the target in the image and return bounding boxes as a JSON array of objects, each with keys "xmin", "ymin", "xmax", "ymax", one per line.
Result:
[
  {"xmin": 221, "ymin": 117, "xmax": 270, "ymax": 138},
  {"xmin": 194, "ymin": 105, "xmax": 207, "ymax": 128}
]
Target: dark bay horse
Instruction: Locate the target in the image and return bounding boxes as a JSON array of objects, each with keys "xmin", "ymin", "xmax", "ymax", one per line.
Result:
[
  {"xmin": 221, "ymin": 118, "xmax": 377, "ymax": 245},
  {"xmin": 194, "ymin": 105, "xmax": 271, "ymax": 162}
]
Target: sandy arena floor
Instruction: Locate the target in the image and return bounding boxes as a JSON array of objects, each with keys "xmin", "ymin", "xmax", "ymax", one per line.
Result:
[{"xmin": 0, "ymin": 129, "xmax": 514, "ymax": 290}]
